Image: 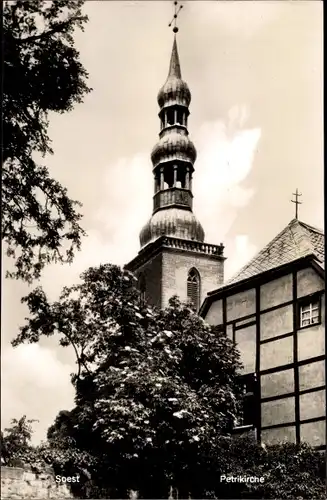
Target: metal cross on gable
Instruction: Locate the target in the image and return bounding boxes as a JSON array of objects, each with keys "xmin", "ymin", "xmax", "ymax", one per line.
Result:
[
  {"xmin": 291, "ymin": 188, "xmax": 302, "ymax": 220},
  {"xmin": 168, "ymin": 1, "xmax": 183, "ymax": 34}
]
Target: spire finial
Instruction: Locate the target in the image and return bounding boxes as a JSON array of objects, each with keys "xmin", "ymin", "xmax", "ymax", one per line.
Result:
[
  {"xmin": 291, "ymin": 188, "xmax": 302, "ymax": 220},
  {"xmin": 168, "ymin": 35, "xmax": 181, "ymax": 79},
  {"xmin": 168, "ymin": 1, "xmax": 183, "ymax": 34}
]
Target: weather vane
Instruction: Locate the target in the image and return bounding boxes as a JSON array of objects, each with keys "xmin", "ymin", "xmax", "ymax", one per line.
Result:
[
  {"xmin": 168, "ymin": 1, "xmax": 183, "ymax": 34},
  {"xmin": 291, "ymin": 188, "xmax": 302, "ymax": 220}
]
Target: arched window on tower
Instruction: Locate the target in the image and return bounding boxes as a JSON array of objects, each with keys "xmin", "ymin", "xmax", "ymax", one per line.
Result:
[
  {"xmin": 187, "ymin": 268, "xmax": 201, "ymax": 311},
  {"xmin": 138, "ymin": 272, "xmax": 146, "ymax": 304}
]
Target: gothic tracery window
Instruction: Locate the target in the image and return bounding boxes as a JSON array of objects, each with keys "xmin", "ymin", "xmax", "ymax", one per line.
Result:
[{"xmin": 187, "ymin": 268, "xmax": 200, "ymax": 311}]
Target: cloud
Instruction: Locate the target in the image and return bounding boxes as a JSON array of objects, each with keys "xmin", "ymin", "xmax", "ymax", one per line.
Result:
[
  {"xmin": 92, "ymin": 153, "xmax": 152, "ymax": 252},
  {"xmin": 225, "ymin": 234, "xmax": 258, "ymax": 280},
  {"xmin": 193, "ymin": 1, "xmax": 281, "ymax": 38},
  {"xmin": 194, "ymin": 105, "xmax": 261, "ymax": 244},
  {"xmin": 1, "ymin": 343, "xmax": 75, "ymax": 444},
  {"xmin": 39, "ymin": 228, "xmax": 137, "ymax": 302},
  {"xmin": 39, "ymin": 153, "xmax": 153, "ymax": 301}
]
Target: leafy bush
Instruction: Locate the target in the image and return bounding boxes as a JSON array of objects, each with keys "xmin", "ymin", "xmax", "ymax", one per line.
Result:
[{"xmin": 201, "ymin": 435, "xmax": 326, "ymax": 500}]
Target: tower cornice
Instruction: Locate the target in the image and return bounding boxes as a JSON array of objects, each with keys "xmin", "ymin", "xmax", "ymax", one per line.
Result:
[{"xmin": 126, "ymin": 235, "xmax": 225, "ymax": 273}]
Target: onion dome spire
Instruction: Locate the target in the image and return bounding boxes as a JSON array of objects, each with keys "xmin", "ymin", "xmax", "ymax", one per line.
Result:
[
  {"xmin": 168, "ymin": 36, "xmax": 181, "ymax": 79},
  {"xmin": 157, "ymin": 35, "xmax": 191, "ymax": 109},
  {"xmin": 139, "ymin": 3, "xmax": 205, "ymax": 248}
]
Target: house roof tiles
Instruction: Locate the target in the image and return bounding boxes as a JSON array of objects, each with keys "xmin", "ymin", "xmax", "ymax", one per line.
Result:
[{"xmin": 225, "ymin": 218, "xmax": 324, "ymax": 287}]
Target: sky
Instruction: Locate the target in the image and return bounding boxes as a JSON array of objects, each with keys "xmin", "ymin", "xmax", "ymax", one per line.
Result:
[{"xmin": 2, "ymin": 1, "xmax": 323, "ymax": 444}]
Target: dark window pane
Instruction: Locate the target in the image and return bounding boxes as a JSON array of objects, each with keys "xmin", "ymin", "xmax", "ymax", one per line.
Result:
[{"xmin": 235, "ymin": 373, "xmax": 257, "ymax": 428}]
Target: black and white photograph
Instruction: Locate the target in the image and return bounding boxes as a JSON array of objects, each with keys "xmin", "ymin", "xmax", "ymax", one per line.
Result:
[{"xmin": 1, "ymin": 0, "xmax": 325, "ymax": 498}]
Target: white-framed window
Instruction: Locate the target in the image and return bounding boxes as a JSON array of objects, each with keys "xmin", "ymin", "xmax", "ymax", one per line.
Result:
[{"xmin": 299, "ymin": 300, "xmax": 320, "ymax": 328}]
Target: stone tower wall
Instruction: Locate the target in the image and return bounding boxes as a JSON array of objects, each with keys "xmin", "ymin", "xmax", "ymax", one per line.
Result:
[
  {"xmin": 129, "ymin": 243, "xmax": 224, "ymax": 310},
  {"xmin": 161, "ymin": 248, "xmax": 224, "ymax": 309},
  {"xmin": 134, "ymin": 252, "xmax": 163, "ymax": 308}
]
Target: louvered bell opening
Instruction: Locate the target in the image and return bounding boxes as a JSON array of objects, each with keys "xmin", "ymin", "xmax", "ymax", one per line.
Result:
[{"xmin": 187, "ymin": 269, "xmax": 200, "ymax": 311}]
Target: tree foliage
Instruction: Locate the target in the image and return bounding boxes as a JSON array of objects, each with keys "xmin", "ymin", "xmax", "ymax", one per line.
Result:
[
  {"xmin": 13, "ymin": 264, "xmax": 242, "ymax": 497},
  {"xmin": 0, "ymin": 416, "xmax": 38, "ymax": 467},
  {"xmin": 2, "ymin": 0, "xmax": 91, "ymax": 282}
]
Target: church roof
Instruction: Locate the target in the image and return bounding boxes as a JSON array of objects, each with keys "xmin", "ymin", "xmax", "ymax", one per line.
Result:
[{"xmin": 224, "ymin": 219, "xmax": 324, "ymax": 287}]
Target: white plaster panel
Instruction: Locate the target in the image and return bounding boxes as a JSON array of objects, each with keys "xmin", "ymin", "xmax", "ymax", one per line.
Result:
[
  {"xmin": 261, "ymin": 425, "xmax": 296, "ymax": 445},
  {"xmin": 205, "ymin": 299, "xmax": 223, "ymax": 326},
  {"xmin": 260, "ymin": 336, "xmax": 293, "ymax": 370},
  {"xmin": 260, "ymin": 305, "xmax": 293, "ymax": 340},
  {"xmin": 260, "ymin": 274, "xmax": 293, "ymax": 310},
  {"xmin": 298, "ymin": 360, "xmax": 325, "ymax": 391},
  {"xmin": 300, "ymin": 390, "xmax": 325, "ymax": 421},
  {"xmin": 300, "ymin": 420, "xmax": 325, "ymax": 447},
  {"xmin": 235, "ymin": 324, "xmax": 256, "ymax": 374},
  {"xmin": 297, "ymin": 326, "xmax": 325, "ymax": 362},
  {"xmin": 261, "ymin": 369, "xmax": 294, "ymax": 399},
  {"xmin": 226, "ymin": 289, "xmax": 256, "ymax": 322},
  {"xmin": 261, "ymin": 397, "xmax": 295, "ymax": 427},
  {"xmin": 297, "ymin": 267, "xmax": 324, "ymax": 299}
]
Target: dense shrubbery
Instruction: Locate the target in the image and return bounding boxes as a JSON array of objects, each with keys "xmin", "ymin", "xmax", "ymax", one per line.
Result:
[
  {"xmin": 1, "ymin": 419, "xmax": 325, "ymax": 499},
  {"xmin": 204, "ymin": 435, "xmax": 326, "ymax": 500}
]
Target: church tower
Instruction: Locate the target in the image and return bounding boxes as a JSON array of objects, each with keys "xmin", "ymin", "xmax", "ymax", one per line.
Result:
[{"xmin": 125, "ymin": 30, "xmax": 225, "ymax": 310}]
